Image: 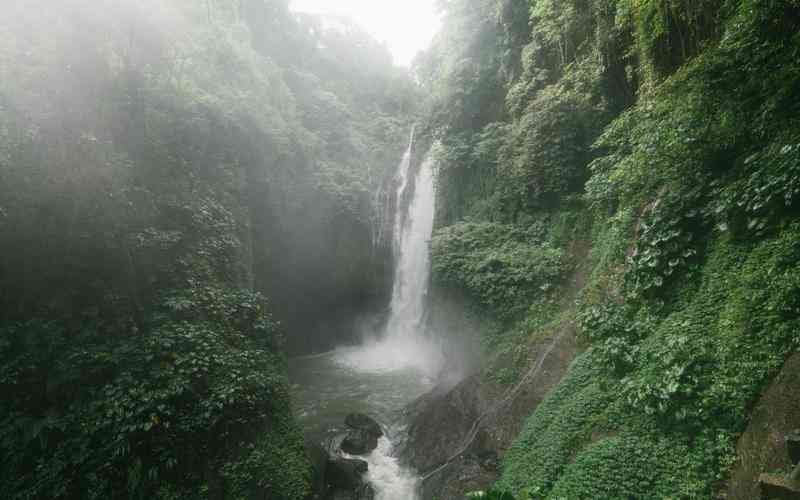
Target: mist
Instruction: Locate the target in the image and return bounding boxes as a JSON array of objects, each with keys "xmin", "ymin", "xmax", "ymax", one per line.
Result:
[
  {"xmin": 6, "ymin": 0, "xmax": 796, "ymax": 499},
  {"xmin": 0, "ymin": 1, "xmax": 461, "ymax": 498}
]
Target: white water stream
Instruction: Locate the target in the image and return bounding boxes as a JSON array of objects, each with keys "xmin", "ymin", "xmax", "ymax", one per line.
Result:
[
  {"xmin": 291, "ymin": 131, "xmax": 442, "ymax": 499},
  {"xmin": 338, "ymin": 144, "xmax": 443, "ymax": 377}
]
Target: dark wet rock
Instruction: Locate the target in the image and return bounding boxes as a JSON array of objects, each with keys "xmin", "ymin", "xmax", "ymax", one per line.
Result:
[
  {"xmin": 305, "ymin": 440, "xmax": 329, "ymax": 499},
  {"xmin": 360, "ymin": 484, "xmax": 376, "ymax": 500},
  {"xmin": 727, "ymin": 353, "xmax": 800, "ymax": 500},
  {"xmin": 759, "ymin": 473, "xmax": 800, "ymax": 499},
  {"xmin": 323, "ymin": 432, "xmax": 347, "ymax": 455},
  {"xmin": 324, "ymin": 456, "xmax": 374, "ymax": 500},
  {"xmin": 401, "ymin": 376, "xmax": 483, "ymax": 475},
  {"xmin": 328, "ymin": 484, "xmax": 375, "ymax": 500},
  {"xmin": 341, "ymin": 429, "xmax": 379, "ymax": 455},
  {"xmin": 345, "ymin": 413, "xmax": 383, "ymax": 438},
  {"xmin": 788, "ymin": 431, "xmax": 800, "ymax": 465},
  {"xmin": 315, "ymin": 420, "xmax": 379, "ymax": 500},
  {"xmin": 326, "ymin": 457, "xmax": 368, "ymax": 490},
  {"xmin": 420, "ymin": 454, "xmax": 498, "ymax": 500},
  {"xmin": 400, "ymin": 324, "xmax": 579, "ymax": 500}
]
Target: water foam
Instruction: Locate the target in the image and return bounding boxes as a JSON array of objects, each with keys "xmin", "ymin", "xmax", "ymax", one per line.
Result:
[
  {"xmin": 357, "ymin": 437, "xmax": 420, "ymax": 500},
  {"xmin": 333, "ymin": 334, "xmax": 443, "ymax": 377}
]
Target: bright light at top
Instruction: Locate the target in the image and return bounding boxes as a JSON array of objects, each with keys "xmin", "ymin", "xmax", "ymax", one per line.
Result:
[{"xmin": 289, "ymin": 0, "xmax": 440, "ymax": 67}]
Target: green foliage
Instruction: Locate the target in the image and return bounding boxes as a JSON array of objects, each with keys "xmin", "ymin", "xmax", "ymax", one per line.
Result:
[
  {"xmin": 497, "ymin": 192, "xmax": 800, "ymax": 500},
  {"xmin": 716, "ymin": 134, "xmax": 800, "ymax": 238},
  {"xmin": 0, "ymin": 0, "xmax": 419, "ymax": 497},
  {"xmin": 220, "ymin": 415, "xmax": 310, "ymax": 500},
  {"xmin": 425, "ymin": 0, "xmax": 631, "ymax": 223},
  {"xmin": 482, "ymin": 298, "xmax": 563, "ymax": 386},
  {"xmin": 431, "ymin": 222, "xmax": 565, "ymax": 320},
  {"xmin": 546, "ymin": 431, "xmax": 722, "ymax": 499},
  {"xmin": 0, "ymin": 289, "xmax": 310, "ymax": 500},
  {"xmin": 499, "ymin": 77, "xmax": 607, "ymax": 208},
  {"xmin": 423, "ymin": 0, "xmax": 800, "ymax": 499},
  {"xmin": 622, "ymin": 229, "xmax": 800, "ymax": 427},
  {"xmin": 617, "ymin": 0, "xmax": 724, "ymax": 81},
  {"xmin": 625, "ymin": 188, "xmax": 705, "ymax": 298},
  {"xmin": 579, "ymin": 302, "xmax": 653, "ymax": 376}
]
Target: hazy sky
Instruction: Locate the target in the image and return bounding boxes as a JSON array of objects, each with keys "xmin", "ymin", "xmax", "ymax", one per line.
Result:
[{"xmin": 290, "ymin": 0, "xmax": 441, "ymax": 66}]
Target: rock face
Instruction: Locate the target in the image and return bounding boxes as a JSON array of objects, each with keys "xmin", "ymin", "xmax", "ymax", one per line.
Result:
[
  {"xmin": 726, "ymin": 353, "xmax": 800, "ymax": 500},
  {"xmin": 306, "ymin": 441, "xmax": 330, "ymax": 499},
  {"xmin": 322, "ymin": 456, "xmax": 374, "ymax": 500},
  {"xmin": 399, "ymin": 324, "xmax": 579, "ymax": 500},
  {"xmin": 340, "ymin": 413, "xmax": 383, "ymax": 455},
  {"xmin": 327, "ymin": 484, "xmax": 375, "ymax": 500},
  {"xmin": 757, "ymin": 473, "xmax": 800, "ymax": 500},
  {"xmin": 345, "ymin": 413, "xmax": 384, "ymax": 437},
  {"xmin": 326, "ymin": 458, "xmax": 369, "ymax": 489},
  {"xmin": 341, "ymin": 429, "xmax": 379, "ymax": 455},
  {"xmin": 310, "ymin": 413, "xmax": 386, "ymax": 500}
]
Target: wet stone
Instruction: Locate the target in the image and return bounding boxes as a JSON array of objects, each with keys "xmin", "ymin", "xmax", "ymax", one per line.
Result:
[
  {"xmin": 326, "ymin": 457, "xmax": 368, "ymax": 490},
  {"xmin": 787, "ymin": 431, "xmax": 800, "ymax": 465},
  {"xmin": 341, "ymin": 429, "xmax": 379, "ymax": 455},
  {"xmin": 345, "ymin": 413, "xmax": 384, "ymax": 438},
  {"xmin": 759, "ymin": 472, "xmax": 800, "ymax": 499}
]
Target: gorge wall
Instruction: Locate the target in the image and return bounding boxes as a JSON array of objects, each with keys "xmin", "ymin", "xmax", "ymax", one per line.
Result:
[{"xmin": 406, "ymin": 0, "xmax": 800, "ymax": 498}]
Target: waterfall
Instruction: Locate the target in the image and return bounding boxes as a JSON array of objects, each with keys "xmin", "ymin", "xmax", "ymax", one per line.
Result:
[
  {"xmin": 386, "ymin": 128, "xmax": 434, "ymax": 340},
  {"xmin": 338, "ymin": 132, "xmax": 443, "ymax": 376},
  {"xmin": 391, "ymin": 126, "xmax": 415, "ymax": 251},
  {"xmin": 370, "ymin": 126, "xmax": 415, "ymax": 252}
]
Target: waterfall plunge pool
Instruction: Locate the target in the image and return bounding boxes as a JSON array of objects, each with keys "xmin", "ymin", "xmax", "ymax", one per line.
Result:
[{"xmin": 289, "ymin": 336, "xmax": 444, "ymax": 500}]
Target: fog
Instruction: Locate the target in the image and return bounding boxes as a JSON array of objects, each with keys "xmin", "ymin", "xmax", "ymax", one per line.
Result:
[
  {"xmin": 290, "ymin": 0, "xmax": 441, "ymax": 66},
  {"xmin": 0, "ymin": 2, "xmax": 477, "ymax": 498}
]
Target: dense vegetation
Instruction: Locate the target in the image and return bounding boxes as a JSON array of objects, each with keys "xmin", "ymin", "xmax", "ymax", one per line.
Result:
[
  {"xmin": 0, "ymin": 1, "xmax": 416, "ymax": 498},
  {"xmin": 419, "ymin": 0, "xmax": 800, "ymax": 497},
  {"xmin": 3, "ymin": 0, "xmax": 799, "ymax": 498}
]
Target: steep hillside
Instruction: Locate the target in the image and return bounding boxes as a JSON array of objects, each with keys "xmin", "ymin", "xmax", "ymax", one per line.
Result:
[{"xmin": 411, "ymin": 0, "xmax": 800, "ymax": 498}]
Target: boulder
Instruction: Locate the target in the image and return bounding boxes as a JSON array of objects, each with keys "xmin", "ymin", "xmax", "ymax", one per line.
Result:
[
  {"xmin": 328, "ymin": 484, "xmax": 375, "ymax": 500},
  {"xmin": 344, "ymin": 413, "xmax": 383, "ymax": 438},
  {"xmin": 341, "ymin": 429, "xmax": 379, "ymax": 455},
  {"xmin": 758, "ymin": 473, "xmax": 800, "ymax": 499},
  {"xmin": 359, "ymin": 484, "xmax": 376, "ymax": 500},
  {"xmin": 787, "ymin": 431, "xmax": 800, "ymax": 465},
  {"xmin": 326, "ymin": 457, "xmax": 368, "ymax": 490}
]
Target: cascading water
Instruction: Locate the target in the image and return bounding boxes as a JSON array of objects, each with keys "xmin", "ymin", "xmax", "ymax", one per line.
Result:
[
  {"xmin": 338, "ymin": 132, "xmax": 443, "ymax": 376},
  {"xmin": 387, "ymin": 136, "xmax": 434, "ymax": 341},
  {"xmin": 290, "ymin": 129, "xmax": 441, "ymax": 500}
]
